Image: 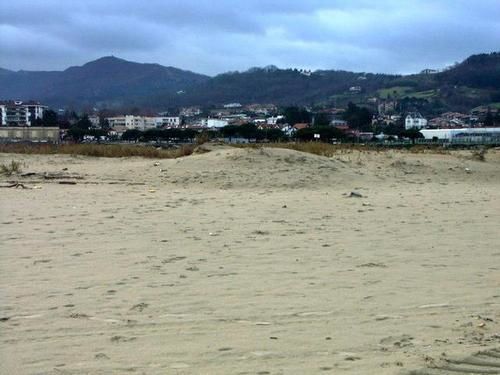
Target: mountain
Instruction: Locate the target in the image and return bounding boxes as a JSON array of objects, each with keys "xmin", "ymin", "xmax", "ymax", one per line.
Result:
[
  {"xmin": 156, "ymin": 69, "xmax": 399, "ymax": 107},
  {"xmin": 0, "ymin": 56, "xmax": 209, "ymax": 108},
  {"xmin": 437, "ymin": 52, "xmax": 500, "ymax": 89},
  {"xmin": 161, "ymin": 52, "xmax": 500, "ymax": 110},
  {"xmin": 1, "ymin": 52, "xmax": 499, "ymax": 112},
  {"xmin": 0, "ymin": 67, "xmax": 13, "ymax": 76}
]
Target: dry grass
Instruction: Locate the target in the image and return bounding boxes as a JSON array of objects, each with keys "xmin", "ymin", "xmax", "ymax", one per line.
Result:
[
  {"xmin": 235, "ymin": 142, "xmax": 450, "ymax": 157},
  {"xmin": 0, "ymin": 160, "xmax": 22, "ymax": 176},
  {"xmin": 0, "ymin": 142, "xmax": 456, "ymax": 160},
  {"xmin": 471, "ymin": 147, "xmax": 488, "ymax": 162},
  {"xmin": 0, "ymin": 143, "xmax": 194, "ymax": 159}
]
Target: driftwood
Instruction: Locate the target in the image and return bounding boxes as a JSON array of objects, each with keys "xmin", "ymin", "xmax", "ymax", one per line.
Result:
[
  {"xmin": 58, "ymin": 181, "xmax": 77, "ymax": 185},
  {"xmin": 0, "ymin": 182, "xmax": 31, "ymax": 189}
]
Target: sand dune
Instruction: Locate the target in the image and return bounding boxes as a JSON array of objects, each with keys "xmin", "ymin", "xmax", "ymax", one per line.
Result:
[{"xmin": 1, "ymin": 146, "xmax": 499, "ymax": 374}]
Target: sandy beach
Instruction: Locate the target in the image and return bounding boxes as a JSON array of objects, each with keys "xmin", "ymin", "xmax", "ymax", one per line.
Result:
[{"xmin": 1, "ymin": 146, "xmax": 499, "ymax": 374}]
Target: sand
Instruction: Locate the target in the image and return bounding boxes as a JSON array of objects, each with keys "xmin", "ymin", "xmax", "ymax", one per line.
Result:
[{"xmin": 1, "ymin": 146, "xmax": 499, "ymax": 374}]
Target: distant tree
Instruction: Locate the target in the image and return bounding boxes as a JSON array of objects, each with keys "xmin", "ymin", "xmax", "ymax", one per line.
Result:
[
  {"xmin": 75, "ymin": 115, "xmax": 92, "ymax": 130},
  {"xmin": 66, "ymin": 127, "xmax": 87, "ymax": 142},
  {"xmin": 238, "ymin": 123, "xmax": 259, "ymax": 140},
  {"xmin": 100, "ymin": 118, "xmax": 111, "ymax": 131},
  {"xmin": 295, "ymin": 127, "xmax": 315, "ymax": 141},
  {"xmin": 494, "ymin": 112, "xmax": 500, "ymax": 125},
  {"xmin": 384, "ymin": 123, "xmax": 405, "ymax": 136},
  {"xmin": 33, "ymin": 118, "xmax": 44, "ymax": 126},
  {"xmin": 42, "ymin": 109, "xmax": 58, "ymax": 127},
  {"xmin": 342, "ymin": 102, "xmax": 373, "ymax": 131},
  {"xmin": 400, "ymin": 128, "xmax": 424, "ymax": 143},
  {"xmin": 283, "ymin": 106, "xmax": 312, "ymax": 125},
  {"xmin": 484, "ymin": 109, "xmax": 494, "ymax": 127},
  {"xmin": 121, "ymin": 129, "xmax": 143, "ymax": 142},
  {"xmin": 220, "ymin": 125, "xmax": 239, "ymax": 141},
  {"xmin": 313, "ymin": 113, "xmax": 330, "ymax": 126},
  {"xmin": 263, "ymin": 128, "xmax": 286, "ymax": 142}
]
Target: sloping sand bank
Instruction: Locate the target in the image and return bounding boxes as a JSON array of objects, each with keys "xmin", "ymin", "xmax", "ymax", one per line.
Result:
[{"xmin": 1, "ymin": 147, "xmax": 499, "ymax": 374}]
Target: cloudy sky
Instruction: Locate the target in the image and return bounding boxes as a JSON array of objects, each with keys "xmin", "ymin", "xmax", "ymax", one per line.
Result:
[{"xmin": 1, "ymin": 0, "xmax": 499, "ymax": 75}]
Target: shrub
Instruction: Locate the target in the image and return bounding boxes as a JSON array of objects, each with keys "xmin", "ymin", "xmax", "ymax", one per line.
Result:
[
  {"xmin": 471, "ymin": 147, "xmax": 488, "ymax": 162},
  {"xmin": 0, "ymin": 143, "xmax": 193, "ymax": 159},
  {"xmin": 0, "ymin": 160, "xmax": 22, "ymax": 176}
]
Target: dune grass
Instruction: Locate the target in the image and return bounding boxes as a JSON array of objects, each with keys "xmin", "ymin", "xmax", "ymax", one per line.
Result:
[
  {"xmin": 0, "ymin": 143, "xmax": 195, "ymax": 159},
  {"xmin": 0, "ymin": 160, "xmax": 23, "ymax": 176},
  {"xmin": 236, "ymin": 142, "xmax": 452, "ymax": 157},
  {"xmin": 0, "ymin": 141, "xmax": 456, "ymax": 160}
]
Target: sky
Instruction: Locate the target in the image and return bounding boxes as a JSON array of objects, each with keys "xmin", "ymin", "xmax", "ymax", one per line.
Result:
[{"xmin": 1, "ymin": 0, "xmax": 499, "ymax": 76}]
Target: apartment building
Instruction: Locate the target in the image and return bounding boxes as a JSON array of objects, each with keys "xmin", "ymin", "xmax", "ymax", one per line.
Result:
[
  {"xmin": 106, "ymin": 115, "xmax": 180, "ymax": 130},
  {"xmin": 0, "ymin": 100, "xmax": 48, "ymax": 126}
]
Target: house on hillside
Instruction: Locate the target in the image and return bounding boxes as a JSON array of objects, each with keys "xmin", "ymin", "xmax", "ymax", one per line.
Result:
[
  {"xmin": 405, "ymin": 112, "xmax": 428, "ymax": 130},
  {"xmin": 330, "ymin": 119, "xmax": 348, "ymax": 127},
  {"xmin": 293, "ymin": 123, "xmax": 309, "ymax": 131}
]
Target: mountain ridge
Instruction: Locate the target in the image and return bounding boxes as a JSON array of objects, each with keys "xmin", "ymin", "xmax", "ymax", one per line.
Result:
[{"xmin": 0, "ymin": 52, "xmax": 498, "ymax": 112}]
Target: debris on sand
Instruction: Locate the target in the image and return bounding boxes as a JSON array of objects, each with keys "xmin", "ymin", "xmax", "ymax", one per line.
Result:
[
  {"xmin": 0, "ymin": 182, "xmax": 31, "ymax": 189},
  {"xmin": 348, "ymin": 191, "xmax": 363, "ymax": 198}
]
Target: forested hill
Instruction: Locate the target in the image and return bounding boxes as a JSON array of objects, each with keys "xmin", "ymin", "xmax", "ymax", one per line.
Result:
[
  {"xmin": 436, "ymin": 52, "xmax": 500, "ymax": 89},
  {"xmin": 0, "ymin": 56, "xmax": 209, "ymax": 108},
  {"xmin": 0, "ymin": 52, "xmax": 499, "ymax": 112}
]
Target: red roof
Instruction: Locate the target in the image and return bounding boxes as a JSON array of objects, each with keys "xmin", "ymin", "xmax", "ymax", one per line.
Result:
[{"xmin": 293, "ymin": 123, "xmax": 309, "ymax": 130}]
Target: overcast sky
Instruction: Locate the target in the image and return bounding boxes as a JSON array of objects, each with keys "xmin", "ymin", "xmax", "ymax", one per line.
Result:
[{"xmin": 1, "ymin": 0, "xmax": 499, "ymax": 75}]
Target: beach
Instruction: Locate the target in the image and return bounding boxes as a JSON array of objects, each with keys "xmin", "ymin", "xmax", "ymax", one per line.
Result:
[{"xmin": 1, "ymin": 146, "xmax": 499, "ymax": 374}]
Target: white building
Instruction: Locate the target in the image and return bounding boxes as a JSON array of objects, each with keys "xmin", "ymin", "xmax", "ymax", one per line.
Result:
[
  {"xmin": 405, "ymin": 112, "xmax": 428, "ymax": 130},
  {"xmin": 89, "ymin": 116, "xmax": 100, "ymax": 128},
  {"xmin": 420, "ymin": 128, "xmax": 500, "ymax": 140},
  {"xmin": 223, "ymin": 103, "xmax": 242, "ymax": 109},
  {"xmin": 0, "ymin": 100, "xmax": 47, "ymax": 126},
  {"xmin": 201, "ymin": 118, "xmax": 229, "ymax": 128},
  {"xmin": 106, "ymin": 115, "xmax": 180, "ymax": 130},
  {"xmin": 266, "ymin": 115, "xmax": 284, "ymax": 125},
  {"xmin": 160, "ymin": 117, "xmax": 181, "ymax": 128},
  {"xmin": 330, "ymin": 119, "xmax": 348, "ymax": 127}
]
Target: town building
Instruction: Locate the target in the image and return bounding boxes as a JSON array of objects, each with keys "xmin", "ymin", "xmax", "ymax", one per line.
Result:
[
  {"xmin": 106, "ymin": 115, "xmax": 180, "ymax": 130},
  {"xmin": 223, "ymin": 103, "xmax": 242, "ymax": 109},
  {"xmin": 330, "ymin": 119, "xmax": 348, "ymax": 127},
  {"xmin": 89, "ymin": 116, "xmax": 100, "ymax": 128},
  {"xmin": 420, "ymin": 127, "xmax": 500, "ymax": 140},
  {"xmin": 428, "ymin": 112, "xmax": 471, "ymax": 128},
  {"xmin": 180, "ymin": 107, "xmax": 202, "ymax": 117},
  {"xmin": 266, "ymin": 115, "xmax": 284, "ymax": 125},
  {"xmin": 420, "ymin": 69, "xmax": 439, "ymax": 75},
  {"xmin": 201, "ymin": 118, "xmax": 229, "ymax": 128},
  {"xmin": 0, "ymin": 126, "xmax": 59, "ymax": 143},
  {"xmin": 405, "ymin": 112, "xmax": 428, "ymax": 130},
  {"xmin": 0, "ymin": 100, "xmax": 48, "ymax": 126}
]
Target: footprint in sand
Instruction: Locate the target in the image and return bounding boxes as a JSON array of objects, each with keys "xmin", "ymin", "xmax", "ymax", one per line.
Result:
[{"xmin": 380, "ymin": 334, "xmax": 414, "ymax": 348}]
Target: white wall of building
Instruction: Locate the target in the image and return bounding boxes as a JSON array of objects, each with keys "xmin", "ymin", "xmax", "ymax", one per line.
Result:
[
  {"xmin": 267, "ymin": 115, "xmax": 284, "ymax": 125},
  {"xmin": 420, "ymin": 128, "xmax": 500, "ymax": 140},
  {"xmin": 0, "ymin": 101, "xmax": 47, "ymax": 126},
  {"xmin": 202, "ymin": 118, "xmax": 229, "ymax": 128},
  {"xmin": 107, "ymin": 116, "xmax": 181, "ymax": 130},
  {"xmin": 405, "ymin": 113, "xmax": 428, "ymax": 130}
]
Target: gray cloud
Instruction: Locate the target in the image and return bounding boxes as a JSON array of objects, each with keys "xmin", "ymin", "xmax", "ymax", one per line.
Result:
[{"xmin": 0, "ymin": 0, "xmax": 498, "ymax": 75}]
